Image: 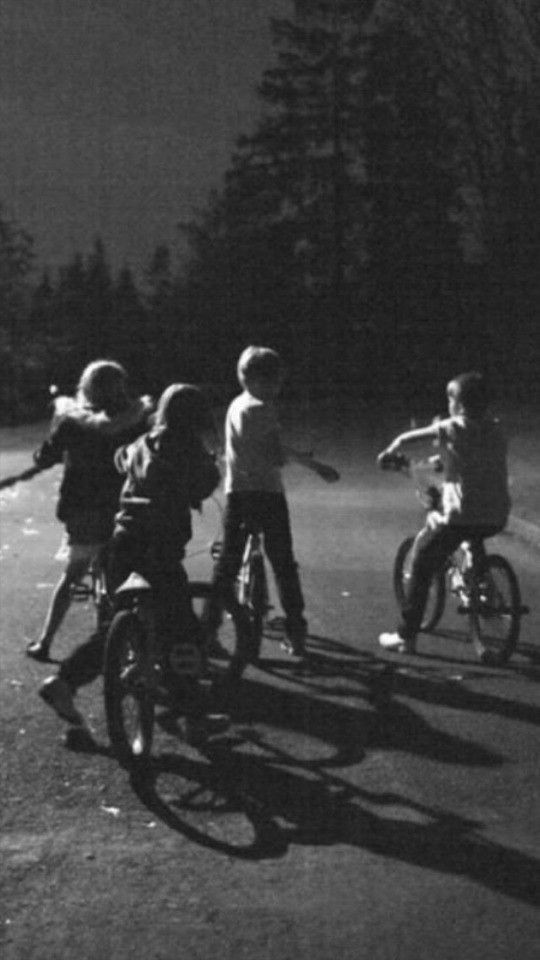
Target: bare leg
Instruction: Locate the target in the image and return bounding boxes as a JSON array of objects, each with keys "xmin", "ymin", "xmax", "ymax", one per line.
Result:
[{"xmin": 27, "ymin": 557, "xmax": 89, "ymax": 659}]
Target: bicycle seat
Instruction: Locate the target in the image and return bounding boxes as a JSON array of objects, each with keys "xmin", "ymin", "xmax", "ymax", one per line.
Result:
[{"xmin": 115, "ymin": 572, "xmax": 153, "ymax": 597}]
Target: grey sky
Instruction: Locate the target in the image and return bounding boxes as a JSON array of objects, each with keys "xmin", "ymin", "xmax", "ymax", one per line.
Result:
[{"xmin": 0, "ymin": 0, "xmax": 288, "ymax": 275}]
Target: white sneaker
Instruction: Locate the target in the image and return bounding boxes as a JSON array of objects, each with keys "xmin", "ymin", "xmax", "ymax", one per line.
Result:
[{"xmin": 378, "ymin": 632, "xmax": 406, "ymax": 652}]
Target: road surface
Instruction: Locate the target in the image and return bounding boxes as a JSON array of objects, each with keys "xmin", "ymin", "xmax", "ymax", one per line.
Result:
[{"xmin": 1, "ymin": 415, "xmax": 539, "ymax": 960}]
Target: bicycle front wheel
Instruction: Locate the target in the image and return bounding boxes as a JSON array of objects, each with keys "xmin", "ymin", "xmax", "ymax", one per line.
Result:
[
  {"xmin": 393, "ymin": 536, "xmax": 446, "ymax": 632},
  {"xmin": 103, "ymin": 610, "xmax": 155, "ymax": 766},
  {"xmin": 470, "ymin": 554, "xmax": 521, "ymax": 665}
]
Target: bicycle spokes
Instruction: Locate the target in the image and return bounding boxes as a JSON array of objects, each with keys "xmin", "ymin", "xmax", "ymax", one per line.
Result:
[{"xmin": 470, "ymin": 555, "xmax": 521, "ymax": 664}]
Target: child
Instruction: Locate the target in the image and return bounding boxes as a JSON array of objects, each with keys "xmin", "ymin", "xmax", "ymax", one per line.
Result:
[
  {"xmin": 27, "ymin": 360, "xmax": 152, "ymax": 665},
  {"xmin": 107, "ymin": 383, "xmax": 220, "ymax": 664},
  {"xmin": 378, "ymin": 371, "xmax": 511, "ymax": 652},
  {"xmin": 208, "ymin": 345, "xmax": 334, "ymax": 669}
]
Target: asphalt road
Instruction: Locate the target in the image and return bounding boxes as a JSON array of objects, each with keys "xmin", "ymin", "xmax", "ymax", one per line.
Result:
[{"xmin": 1, "ymin": 419, "xmax": 539, "ymax": 960}]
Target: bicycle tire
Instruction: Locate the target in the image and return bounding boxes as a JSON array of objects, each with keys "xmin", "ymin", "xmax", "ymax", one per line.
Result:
[
  {"xmin": 94, "ymin": 568, "xmax": 112, "ymax": 639},
  {"xmin": 393, "ymin": 536, "xmax": 446, "ymax": 633},
  {"xmin": 103, "ymin": 610, "xmax": 155, "ymax": 766},
  {"xmin": 245, "ymin": 554, "xmax": 267, "ymax": 661},
  {"xmin": 469, "ymin": 553, "xmax": 521, "ymax": 665}
]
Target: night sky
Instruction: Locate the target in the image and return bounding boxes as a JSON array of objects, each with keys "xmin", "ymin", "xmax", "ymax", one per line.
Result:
[{"xmin": 0, "ymin": 0, "xmax": 288, "ymax": 274}]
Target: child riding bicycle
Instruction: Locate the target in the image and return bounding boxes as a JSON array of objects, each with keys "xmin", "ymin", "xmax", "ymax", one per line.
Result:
[
  {"xmin": 107, "ymin": 383, "xmax": 221, "ymax": 669},
  {"xmin": 207, "ymin": 345, "xmax": 337, "ymax": 671},
  {"xmin": 377, "ymin": 371, "xmax": 511, "ymax": 653}
]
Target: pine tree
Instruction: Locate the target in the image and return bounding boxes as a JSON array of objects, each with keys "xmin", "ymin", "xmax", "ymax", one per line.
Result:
[
  {"xmin": 0, "ymin": 207, "xmax": 35, "ymax": 422},
  {"xmin": 184, "ymin": 1, "xmax": 375, "ymax": 385},
  {"xmin": 85, "ymin": 238, "xmax": 113, "ymax": 358},
  {"xmin": 144, "ymin": 243, "xmax": 184, "ymax": 387},
  {"xmin": 111, "ymin": 266, "xmax": 151, "ymax": 390}
]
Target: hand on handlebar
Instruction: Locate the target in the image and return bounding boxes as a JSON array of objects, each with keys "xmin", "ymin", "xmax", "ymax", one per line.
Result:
[{"xmin": 377, "ymin": 449, "xmax": 410, "ymax": 471}]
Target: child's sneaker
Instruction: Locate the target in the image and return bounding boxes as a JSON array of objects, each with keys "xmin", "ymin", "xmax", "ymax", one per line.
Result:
[
  {"xmin": 26, "ymin": 640, "xmax": 51, "ymax": 662},
  {"xmin": 378, "ymin": 631, "xmax": 407, "ymax": 652},
  {"xmin": 39, "ymin": 677, "xmax": 84, "ymax": 726}
]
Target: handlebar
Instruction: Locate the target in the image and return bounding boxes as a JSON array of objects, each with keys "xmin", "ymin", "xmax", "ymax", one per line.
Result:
[
  {"xmin": 378, "ymin": 451, "xmax": 411, "ymax": 472},
  {"xmin": 378, "ymin": 451, "xmax": 444, "ymax": 475}
]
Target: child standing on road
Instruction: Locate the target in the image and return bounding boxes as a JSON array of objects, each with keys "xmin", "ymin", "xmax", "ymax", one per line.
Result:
[
  {"xmin": 208, "ymin": 345, "xmax": 335, "ymax": 671},
  {"xmin": 28, "ymin": 361, "xmax": 152, "ymax": 661},
  {"xmin": 378, "ymin": 371, "xmax": 511, "ymax": 653},
  {"xmin": 28, "ymin": 360, "xmax": 152, "ymax": 723}
]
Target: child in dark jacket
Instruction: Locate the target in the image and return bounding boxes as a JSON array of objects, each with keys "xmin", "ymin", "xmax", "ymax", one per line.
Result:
[
  {"xmin": 108, "ymin": 383, "xmax": 220, "ymax": 660},
  {"xmin": 27, "ymin": 360, "xmax": 152, "ymax": 664}
]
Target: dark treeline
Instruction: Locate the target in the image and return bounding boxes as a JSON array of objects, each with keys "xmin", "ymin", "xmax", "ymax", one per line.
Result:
[{"xmin": 2, "ymin": 0, "xmax": 540, "ymax": 423}]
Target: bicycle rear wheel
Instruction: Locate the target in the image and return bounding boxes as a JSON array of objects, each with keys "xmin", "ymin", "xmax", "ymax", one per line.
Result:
[
  {"xmin": 244, "ymin": 554, "xmax": 267, "ymax": 662},
  {"xmin": 393, "ymin": 536, "xmax": 446, "ymax": 632},
  {"xmin": 103, "ymin": 610, "xmax": 155, "ymax": 766},
  {"xmin": 470, "ymin": 554, "xmax": 521, "ymax": 665}
]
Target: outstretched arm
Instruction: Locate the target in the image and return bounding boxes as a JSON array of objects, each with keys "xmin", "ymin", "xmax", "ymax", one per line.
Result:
[
  {"xmin": 76, "ymin": 395, "xmax": 155, "ymax": 435},
  {"xmin": 283, "ymin": 445, "xmax": 340, "ymax": 483},
  {"xmin": 378, "ymin": 423, "xmax": 440, "ymax": 462}
]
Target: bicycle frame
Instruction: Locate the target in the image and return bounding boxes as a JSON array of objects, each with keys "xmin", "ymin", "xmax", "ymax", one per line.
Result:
[
  {"xmin": 237, "ymin": 531, "xmax": 265, "ymax": 604},
  {"xmin": 383, "ymin": 449, "xmax": 526, "ymax": 663},
  {"xmin": 69, "ymin": 547, "xmax": 112, "ymax": 637}
]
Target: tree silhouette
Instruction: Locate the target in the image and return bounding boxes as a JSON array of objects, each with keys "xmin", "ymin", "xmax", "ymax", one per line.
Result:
[
  {"xmin": 111, "ymin": 265, "xmax": 152, "ymax": 391},
  {"xmin": 0, "ymin": 208, "xmax": 35, "ymax": 422},
  {"xmin": 85, "ymin": 238, "xmax": 113, "ymax": 358},
  {"xmin": 184, "ymin": 1, "xmax": 377, "ymax": 387}
]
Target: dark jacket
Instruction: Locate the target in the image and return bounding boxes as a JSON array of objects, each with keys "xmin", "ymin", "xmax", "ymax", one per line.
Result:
[
  {"xmin": 114, "ymin": 430, "xmax": 194, "ymax": 550},
  {"xmin": 34, "ymin": 402, "xmax": 149, "ymax": 525}
]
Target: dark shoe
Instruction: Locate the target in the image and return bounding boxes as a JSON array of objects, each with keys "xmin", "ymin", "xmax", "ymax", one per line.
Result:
[
  {"xmin": 285, "ymin": 617, "xmax": 308, "ymax": 657},
  {"xmin": 39, "ymin": 677, "xmax": 84, "ymax": 726},
  {"xmin": 26, "ymin": 640, "xmax": 51, "ymax": 662},
  {"xmin": 233, "ymin": 608, "xmax": 255, "ymax": 663},
  {"xmin": 183, "ymin": 714, "xmax": 230, "ymax": 747},
  {"xmin": 204, "ymin": 712, "xmax": 231, "ymax": 736}
]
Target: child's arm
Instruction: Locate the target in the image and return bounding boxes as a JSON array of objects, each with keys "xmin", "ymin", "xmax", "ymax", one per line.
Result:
[
  {"xmin": 378, "ymin": 422, "xmax": 440, "ymax": 461},
  {"xmin": 76, "ymin": 395, "xmax": 154, "ymax": 435},
  {"xmin": 283, "ymin": 445, "xmax": 340, "ymax": 483}
]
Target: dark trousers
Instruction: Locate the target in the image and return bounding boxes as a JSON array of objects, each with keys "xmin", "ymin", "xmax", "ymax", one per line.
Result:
[
  {"xmin": 209, "ymin": 492, "xmax": 305, "ymax": 629},
  {"xmin": 399, "ymin": 522, "xmax": 502, "ymax": 640},
  {"xmin": 107, "ymin": 528, "xmax": 197, "ymax": 651}
]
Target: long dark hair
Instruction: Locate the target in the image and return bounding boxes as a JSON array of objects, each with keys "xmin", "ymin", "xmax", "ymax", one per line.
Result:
[{"xmin": 154, "ymin": 383, "xmax": 212, "ymax": 444}]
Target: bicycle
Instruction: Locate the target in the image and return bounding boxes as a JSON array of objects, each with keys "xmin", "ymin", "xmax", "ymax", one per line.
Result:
[
  {"xmin": 208, "ymin": 522, "xmax": 277, "ymax": 672},
  {"xmin": 208, "ymin": 457, "xmax": 341, "ymax": 673},
  {"xmin": 103, "ymin": 560, "xmax": 227, "ymax": 768},
  {"xmin": 380, "ymin": 451, "xmax": 528, "ymax": 665},
  {"xmin": 68, "ymin": 547, "xmax": 112, "ymax": 640}
]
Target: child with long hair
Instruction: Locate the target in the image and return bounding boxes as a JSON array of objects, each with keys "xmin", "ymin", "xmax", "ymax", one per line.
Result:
[
  {"xmin": 28, "ymin": 360, "xmax": 152, "ymax": 663},
  {"xmin": 108, "ymin": 383, "xmax": 220, "ymax": 662},
  {"xmin": 29, "ymin": 359, "xmax": 153, "ymax": 725}
]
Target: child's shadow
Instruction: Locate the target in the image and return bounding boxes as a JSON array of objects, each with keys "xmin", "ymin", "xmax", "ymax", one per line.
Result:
[{"xmin": 130, "ymin": 728, "xmax": 540, "ymax": 908}]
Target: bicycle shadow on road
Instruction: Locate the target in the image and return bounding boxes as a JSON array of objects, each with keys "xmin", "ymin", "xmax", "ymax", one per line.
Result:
[
  {"xmin": 286, "ymin": 632, "xmax": 540, "ymax": 731},
  {"xmin": 130, "ymin": 717, "xmax": 540, "ymax": 909},
  {"xmin": 125, "ymin": 636, "xmax": 503, "ymax": 858}
]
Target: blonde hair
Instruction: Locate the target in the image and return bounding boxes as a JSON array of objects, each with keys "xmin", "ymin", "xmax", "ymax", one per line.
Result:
[{"xmin": 76, "ymin": 360, "xmax": 128, "ymax": 413}]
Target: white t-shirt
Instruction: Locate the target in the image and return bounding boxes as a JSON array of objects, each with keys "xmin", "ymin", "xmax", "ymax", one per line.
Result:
[
  {"xmin": 436, "ymin": 415, "xmax": 510, "ymax": 528},
  {"xmin": 224, "ymin": 391, "xmax": 284, "ymax": 494}
]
